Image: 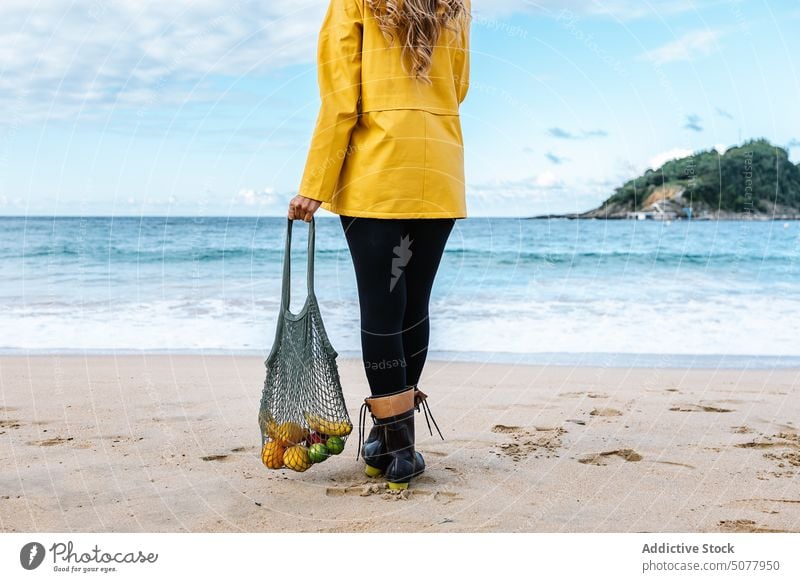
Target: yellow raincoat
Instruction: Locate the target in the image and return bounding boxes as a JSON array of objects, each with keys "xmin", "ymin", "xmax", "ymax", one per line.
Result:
[{"xmin": 297, "ymin": 0, "xmax": 471, "ymax": 219}]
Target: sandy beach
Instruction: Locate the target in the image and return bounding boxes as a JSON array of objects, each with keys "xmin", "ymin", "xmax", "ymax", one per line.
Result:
[{"xmin": 0, "ymin": 355, "xmax": 798, "ymax": 533}]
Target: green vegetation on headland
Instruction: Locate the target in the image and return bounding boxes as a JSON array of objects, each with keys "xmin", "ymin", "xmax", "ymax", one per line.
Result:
[{"xmin": 534, "ymin": 139, "xmax": 800, "ymax": 219}]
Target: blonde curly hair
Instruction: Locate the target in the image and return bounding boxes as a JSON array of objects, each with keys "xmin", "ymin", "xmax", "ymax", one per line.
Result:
[{"xmin": 366, "ymin": 0, "xmax": 470, "ymax": 85}]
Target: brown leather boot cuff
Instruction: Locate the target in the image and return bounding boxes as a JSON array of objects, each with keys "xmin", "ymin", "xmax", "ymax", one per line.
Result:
[{"xmin": 365, "ymin": 388, "xmax": 415, "ymax": 420}]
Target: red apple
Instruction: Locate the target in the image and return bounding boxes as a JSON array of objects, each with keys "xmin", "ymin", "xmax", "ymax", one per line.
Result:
[{"xmin": 307, "ymin": 431, "xmax": 325, "ymax": 446}]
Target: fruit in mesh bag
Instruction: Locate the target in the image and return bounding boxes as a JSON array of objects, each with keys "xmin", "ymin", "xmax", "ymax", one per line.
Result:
[
  {"xmin": 307, "ymin": 443, "xmax": 330, "ymax": 463},
  {"xmin": 283, "ymin": 445, "xmax": 312, "ymax": 472},
  {"xmin": 303, "ymin": 412, "xmax": 353, "ymax": 437},
  {"xmin": 306, "ymin": 431, "xmax": 325, "ymax": 446},
  {"xmin": 275, "ymin": 421, "xmax": 309, "ymax": 446},
  {"xmin": 325, "ymin": 436, "xmax": 345, "ymax": 455},
  {"xmin": 261, "ymin": 440, "xmax": 285, "ymax": 470}
]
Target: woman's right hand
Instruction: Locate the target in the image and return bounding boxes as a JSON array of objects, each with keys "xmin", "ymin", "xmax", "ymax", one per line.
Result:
[{"xmin": 288, "ymin": 195, "xmax": 322, "ymax": 222}]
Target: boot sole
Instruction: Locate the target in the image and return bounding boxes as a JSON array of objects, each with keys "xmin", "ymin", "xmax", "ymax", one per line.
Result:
[
  {"xmin": 364, "ymin": 465, "xmax": 383, "ymax": 478},
  {"xmin": 385, "ymin": 465, "xmax": 424, "ymax": 490}
]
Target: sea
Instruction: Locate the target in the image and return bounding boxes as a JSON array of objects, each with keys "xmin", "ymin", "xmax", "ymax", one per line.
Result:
[{"xmin": 2, "ymin": 216, "xmax": 799, "ymax": 368}]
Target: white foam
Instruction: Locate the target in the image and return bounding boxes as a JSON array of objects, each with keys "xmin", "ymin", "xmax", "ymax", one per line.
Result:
[{"xmin": 4, "ymin": 292, "xmax": 799, "ymax": 356}]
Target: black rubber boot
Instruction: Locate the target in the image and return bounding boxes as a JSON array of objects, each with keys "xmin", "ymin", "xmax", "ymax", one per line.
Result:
[
  {"xmin": 357, "ymin": 386, "xmax": 415, "ymax": 481},
  {"xmin": 383, "ymin": 407, "xmax": 425, "ymax": 490},
  {"xmin": 361, "ymin": 424, "xmax": 390, "ymax": 477},
  {"xmin": 358, "ymin": 385, "xmax": 443, "ymax": 479},
  {"xmin": 361, "ymin": 385, "xmax": 414, "ymax": 476}
]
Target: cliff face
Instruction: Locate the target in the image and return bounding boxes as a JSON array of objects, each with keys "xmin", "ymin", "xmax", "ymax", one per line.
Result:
[{"xmin": 580, "ymin": 139, "xmax": 800, "ymax": 219}]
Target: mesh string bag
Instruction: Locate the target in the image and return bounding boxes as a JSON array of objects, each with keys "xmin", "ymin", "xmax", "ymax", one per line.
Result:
[{"xmin": 258, "ymin": 217, "xmax": 352, "ymax": 472}]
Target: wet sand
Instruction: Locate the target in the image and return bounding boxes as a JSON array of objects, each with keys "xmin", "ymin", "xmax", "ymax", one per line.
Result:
[{"xmin": 1, "ymin": 355, "xmax": 798, "ymax": 533}]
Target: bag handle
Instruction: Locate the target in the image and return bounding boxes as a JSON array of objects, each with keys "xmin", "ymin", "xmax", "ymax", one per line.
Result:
[{"xmin": 280, "ymin": 217, "xmax": 316, "ymax": 313}]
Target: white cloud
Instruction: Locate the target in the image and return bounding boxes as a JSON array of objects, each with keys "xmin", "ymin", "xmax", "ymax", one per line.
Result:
[
  {"xmin": 639, "ymin": 29, "xmax": 723, "ymax": 65},
  {"xmin": 465, "ymin": 169, "xmax": 619, "ymax": 216},
  {"xmin": 0, "ymin": 0, "xmax": 727, "ymax": 126},
  {"xmin": 535, "ymin": 171, "xmax": 562, "ymax": 188},
  {"xmin": 237, "ymin": 187, "xmax": 279, "ymax": 206},
  {"xmin": 468, "ymin": 172, "xmax": 564, "ymax": 202},
  {"xmin": 0, "ymin": 0, "xmax": 326, "ymax": 124},
  {"xmin": 647, "ymin": 147, "xmax": 693, "ymax": 170}
]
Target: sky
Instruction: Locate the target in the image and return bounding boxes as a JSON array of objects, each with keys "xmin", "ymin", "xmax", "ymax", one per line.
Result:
[{"xmin": 1, "ymin": 0, "xmax": 799, "ymax": 217}]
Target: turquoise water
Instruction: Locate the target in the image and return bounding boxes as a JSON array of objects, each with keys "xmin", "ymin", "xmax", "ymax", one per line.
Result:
[{"xmin": 1, "ymin": 216, "xmax": 799, "ymax": 365}]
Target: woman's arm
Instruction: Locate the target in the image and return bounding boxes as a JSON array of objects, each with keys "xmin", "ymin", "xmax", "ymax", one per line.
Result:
[
  {"xmin": 454, "ymin": 0, "xmax": 471, "ymax": 105},
  {"xmin": 291, "ymin": 0, "xmax": 363, "ymax": 220}
]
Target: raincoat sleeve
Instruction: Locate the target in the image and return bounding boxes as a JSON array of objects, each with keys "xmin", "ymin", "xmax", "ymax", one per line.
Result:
[
  {"xmin": 297, "ymin": 0, "xmax": 363, "ymax": 204},
  {"xmin": 454, "ymin": 0, "xmax": 471, "ymax": 104}
]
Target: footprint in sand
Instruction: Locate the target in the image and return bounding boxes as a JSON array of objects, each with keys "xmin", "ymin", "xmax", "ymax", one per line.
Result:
[
  {"xmin": 756, "ymin": 469, "xmax": 796, "ymax": 480},
  {"xmin": 201, "ymin": 454, "xmax": 229, "ymax": 462},
  {"xmin": 325, "ymin": 483, "xmax": 462, "ymax": 503},
  {"xmin": 380, "ymin": 489, "xmax": 462, "ymax": 503},
  {"xmin": 27, "ymin": 436, "xmax": 97, "ymax": 449},
  {"xmin": 721, "ymin": 497, "xmax": 800, "ymax": 516},
  {"xmin": 28, "ymin": 436, "xmax": 73, "ymax": 446},
  {"xmin": 765, "ymin": 450, "xmax": 800, "ymax": 464},
  {"xmin": 762, "ymin": 450, "xmax": 799, "ymax": 477},
  {"xmin": 669, "ymin": 404, "xmax": 733, "ymax": 413},
  {"xmin": 326, "ymin": 483, "xmax": 386, "ymax": 497},
  {"xmin": 491, "ymin": 424, "xmax": 565, "ymax": 462},
  {"xmin": 578, "ymin": 448, "xmax": 643, "ymax": 465},
  {"xmin": 589, "ymin": 408, "xmax": 622, "ymax": 417},
  {"xmin": 558, "ymin": 391, "xmax": 609, "ymax": 399},
  {"xmin": 734, "ymin": 432, "xmax": 799, "ymax": 451},
  {"xmin": 735, "ymin": 432, "xmax": 799, "ymax": 479},
  {"xmin": 491, "ymin": 424, "xmax": 522, "ymax": 434},
  {"xmin": 731, "ymin": 425, "xmax": 754, "ymax": 434},
  {"xmin": 431, "ymin": 491, "xmax": 461, "ymax": 504},
  {"xmin": 736, "ymin": 440, "xmax": 788, "ymax": 449},
  {"xmin": 717, "ymin": 519, "xmax": 790, "ymax": 533},
  {"xmin": 775, "ymin": 432, "xmax": 799, "ymax": 444}
]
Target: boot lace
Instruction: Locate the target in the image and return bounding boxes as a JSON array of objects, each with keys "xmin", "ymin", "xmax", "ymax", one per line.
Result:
[
  {"xmin": 356, "ymin": 399, "xmax": 370, "ymax": 461},
  {"xmin": 412, "ymin": 385, "xmax": 444, "ymax": 441}
]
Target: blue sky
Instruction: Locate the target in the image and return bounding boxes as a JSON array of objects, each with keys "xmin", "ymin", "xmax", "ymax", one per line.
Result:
[{"xmin": 1, "ymin": 0, "xmax": 799, "ymax": 217}]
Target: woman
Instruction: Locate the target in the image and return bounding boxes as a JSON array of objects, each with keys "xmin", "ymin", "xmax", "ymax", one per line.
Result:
[{"xmin": 287, "ymin": 0, "xmax": 471, "ymax": 490}]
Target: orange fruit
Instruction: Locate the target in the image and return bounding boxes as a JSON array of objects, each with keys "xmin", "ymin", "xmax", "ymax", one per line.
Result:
[
  {"xmin": 275, "ymin": 421, "xmax": 308, "ymax": 446},
  {"xmin": 283, "ymin": 445, "xmax": 312, "ymax": 472},
  {"xmin": 261, "ymin": 440, "xmax": 285, "ymax": 470}
]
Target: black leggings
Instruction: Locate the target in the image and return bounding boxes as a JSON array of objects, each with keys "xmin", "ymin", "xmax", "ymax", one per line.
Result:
[{"xmin": 340, "ymin": 215, "xmax": 455, "ymax": 397}]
